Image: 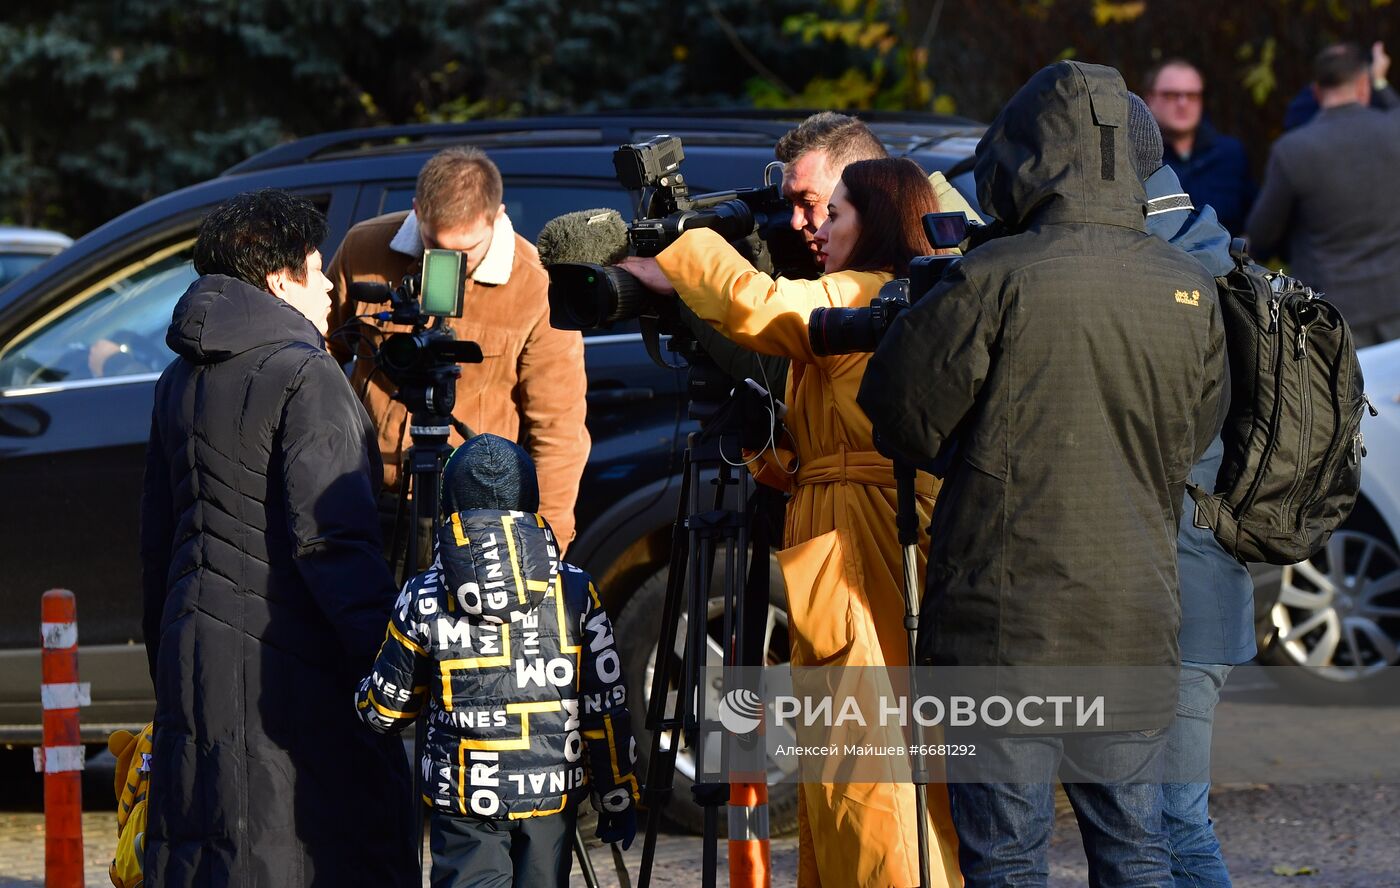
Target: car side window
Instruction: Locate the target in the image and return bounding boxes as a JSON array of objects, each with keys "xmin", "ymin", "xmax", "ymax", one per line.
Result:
[
  {"xmin": 0, "ymin": 242, "xmax": 196, "ymax": 391},
  {"xmin": 0, "ymin": 194, "xmax": 333, "ymax": 394}
]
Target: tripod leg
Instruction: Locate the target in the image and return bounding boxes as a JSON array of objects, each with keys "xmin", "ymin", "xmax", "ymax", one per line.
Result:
[
  {"xmin": 728, "ymin": 472, "xmax": 773, "ymax": 888},
  {"xmin": 391, "ymin": 454, "xmax": 412, "ymax": 587},
  {"xmin": 895, "ymin": 462, "xmax": 932, "ymax": 888},
  {"xmin": 687, "ymin": 465, "xmax": 720, "ymax": 888},
  {"xmin": 404, "ymin": 469, "xmax": 428, "ymax": 882},
  {"xmin": 904, "ymin": 540, "xmax": 932, "ymax": 888},
  {"xmin": 637, "ymin": 456, "xmax": 695, "ymax": 888},
  {"xmin": 401, "ymin": 436, "xmax": 455, "ymax": 885},
  {"xmin": 574, "ymin": 826, "xmax": 601, "ymax": 888}
]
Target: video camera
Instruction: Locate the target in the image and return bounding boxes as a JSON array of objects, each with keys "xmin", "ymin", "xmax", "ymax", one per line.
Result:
[
  {"xmin": 349, "ymin": 248, "xmax": 483, "ymax": 418},
  {"xmin": 546, "ymin": 135, "xmax": 794, "ymax": 332},
  {"xmin": 808, "ymin": 211, "xmax": 978, "ymax": 356}
]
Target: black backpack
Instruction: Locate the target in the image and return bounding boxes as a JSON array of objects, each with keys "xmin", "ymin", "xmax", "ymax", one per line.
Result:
[{"xmin": 1188, "ymin": 240, "xmax": 1376, "ymax": 565}]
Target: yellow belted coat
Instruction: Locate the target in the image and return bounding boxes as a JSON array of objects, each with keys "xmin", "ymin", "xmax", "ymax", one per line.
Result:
[{"xmin": 657, "ymin": 229, "xmax": 961, "ymax": 888}]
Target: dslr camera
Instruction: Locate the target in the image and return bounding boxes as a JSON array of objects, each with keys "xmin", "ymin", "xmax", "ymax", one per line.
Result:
[
  {"xmin": 808, "ymin": 211, "xmax": 978, "ymax": 356},
  {"xmin": 351, "ymin": 249, "xmax": 483, "ymax": 418},
  {"xmin": 546, "ymin": 135, "xmax": 794, "ymax": 332}
]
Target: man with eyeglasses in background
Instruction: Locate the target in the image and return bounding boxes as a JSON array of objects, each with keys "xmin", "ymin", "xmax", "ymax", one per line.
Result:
[{"xmin": 1145, "ymin": 59, "xmax": 1257, "ymax": 236}]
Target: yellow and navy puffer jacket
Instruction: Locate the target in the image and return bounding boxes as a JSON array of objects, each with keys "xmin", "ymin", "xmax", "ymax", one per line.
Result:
[{"xmin": 355, "ymin": 509, "xmax": 638, "ymax": 821}]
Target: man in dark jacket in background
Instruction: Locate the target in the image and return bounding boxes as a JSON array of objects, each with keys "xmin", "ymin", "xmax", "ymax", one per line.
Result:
[
  {"xmin": 1282, "ymin": 40, "xmax": 1396, "ymax": 130},
  {"xmin": 1247, "ymin": 42, "xmax": 1400, "ymax": 347},
  {"xmin": 1131, "ymin": 94, "xmax": 1257, "ymax": 888},
  {"xmin": 140, "ymin": 190, "xmax": 415, "ymax": 887},
  {"xmin": 860, "ymin": 62, "xmax": 1228, "ymax": 887},
  {"xmin": 1145, "ymin": 59, "xmax": 1256, "ymax": 236}
]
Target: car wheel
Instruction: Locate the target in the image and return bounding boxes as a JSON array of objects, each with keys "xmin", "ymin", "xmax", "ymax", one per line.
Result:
[
  {"xmin": 613, "ymin": 556, "xmax": 801, "ymax": 837},
  {"xmin": 1257, "ymin": 522, "xmax": 1400, "ymax": 703}
]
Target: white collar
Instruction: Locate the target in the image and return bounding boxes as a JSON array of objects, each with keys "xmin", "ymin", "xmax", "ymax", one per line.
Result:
[{"xmin": 389, "ymin": 210, "xmax": 516, "ymax": 286}]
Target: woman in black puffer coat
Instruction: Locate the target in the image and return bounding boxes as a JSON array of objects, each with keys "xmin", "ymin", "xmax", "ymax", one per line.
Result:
[{"xmin": 140, "ymin": 191, "xmax": 416, "ymax": 888}]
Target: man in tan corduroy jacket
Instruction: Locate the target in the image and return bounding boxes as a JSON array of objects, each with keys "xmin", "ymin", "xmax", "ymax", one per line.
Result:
[{"xmin": 326, "ymin": 147, "xmax": 589, "ymax": 548}]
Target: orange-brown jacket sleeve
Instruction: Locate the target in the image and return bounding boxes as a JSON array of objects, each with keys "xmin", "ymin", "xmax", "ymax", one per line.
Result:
[{"xmin": 515, "ymin": 260, "xmax": 589, "ymax": 548}]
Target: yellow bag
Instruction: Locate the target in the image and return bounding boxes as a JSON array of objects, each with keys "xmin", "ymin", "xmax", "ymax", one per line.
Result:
[{"xmin": 108, "ymin": 723, "xmax": 153, "ymax": 888}]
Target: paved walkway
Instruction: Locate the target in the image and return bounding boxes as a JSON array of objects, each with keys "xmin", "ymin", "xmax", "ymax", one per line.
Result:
[
  {"xmin": 0, "ymin": 812, "xmax": 112, "ymax": 887},
  {"xmin": 0, "ymin": 811, "xmax": 791, "ymax": 887},
  {"xmin": 3, "ymin": 784, "xmax": 1398, "ymax": 886}
]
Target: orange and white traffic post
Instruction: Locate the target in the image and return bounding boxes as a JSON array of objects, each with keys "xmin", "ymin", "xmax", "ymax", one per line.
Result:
[
  {"xmin": 34, "ymin": 588, "xmax": 89, "ymax": 888},
  {"xmin": 727, "ymin": 779, "xmax": 772, "ymax": 887}
]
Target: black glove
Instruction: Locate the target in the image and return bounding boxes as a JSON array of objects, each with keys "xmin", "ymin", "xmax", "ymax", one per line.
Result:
[{"xmin": 595, "ymin": 805, "xmax": 637, "ymax": 851}]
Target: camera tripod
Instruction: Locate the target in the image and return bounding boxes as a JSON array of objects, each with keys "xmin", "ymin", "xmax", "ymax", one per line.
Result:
[
  {"xmin": 389, "ymin": 409, "xmax": 460, "ymax": 585},
  {"xmin": 387, "ymin": 406, "xmax": 459, "ymax": 883},
  {"xmin": 635, "ymin": 378, "xmax": 778, "ymax": 888}
]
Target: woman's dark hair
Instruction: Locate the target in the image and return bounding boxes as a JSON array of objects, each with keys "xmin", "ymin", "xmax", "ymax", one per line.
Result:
[
  {"xmin": 837, "ymin": 158, "xmax": 940, "ymax": 278},
  {"xmin": 193, "ymin": 189, "xmax": 327, "ymax": 289}
]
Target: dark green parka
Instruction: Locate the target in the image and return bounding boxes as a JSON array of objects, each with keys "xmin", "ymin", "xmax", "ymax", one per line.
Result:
[{"xmin": 859, "ymin": 62, "xmax": 1227, "ymax": 730}]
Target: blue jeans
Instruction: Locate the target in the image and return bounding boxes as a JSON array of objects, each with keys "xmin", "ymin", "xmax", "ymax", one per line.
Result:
[
  {"xmin": 1162, "ymin": 662, "xmax": 1234, "ymax": 887},
  {"xmin": 947, "ymin": 729, "xmax": 1171, "ymax": 888}
]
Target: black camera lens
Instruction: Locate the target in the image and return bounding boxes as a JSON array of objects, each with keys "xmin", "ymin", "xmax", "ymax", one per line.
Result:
[
  {"xmin": 808, "ymin": 306, "xmax": 881, "ymax": 356},
  {"xmin": 808, "ymin": 281, "xmax": 911, "ymax": 356},
  {"xmin": 379, "ymin": 331, "xmax": 432, "ymax": 372},
  {"xmin": 677, "ymin": 199, "xmax": 754, "ymax": 243},
  {"xmin": 547, "ymin": 262, "xmax": 652, "ymax": 330}
]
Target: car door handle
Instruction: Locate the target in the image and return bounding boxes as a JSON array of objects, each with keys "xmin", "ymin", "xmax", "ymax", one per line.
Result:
[
  {"xmin": 586, "ymin": 383, "xmax": 654, "ymax": 405},
  {"xmin": 0, "ymin": 403, "xmax": 50, "ymax": 438}
]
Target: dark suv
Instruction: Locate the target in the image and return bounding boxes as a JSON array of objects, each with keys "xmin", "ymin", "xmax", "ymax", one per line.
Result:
[{"xmin": 0, "ymin": 111, "xmax": 982, "ymax": 831}]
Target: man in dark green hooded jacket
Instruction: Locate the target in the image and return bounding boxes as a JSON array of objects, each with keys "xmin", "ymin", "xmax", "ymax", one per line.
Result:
[{"xmin": 859, "ymin": 61, "xmax": 1227, "ymax": 887}]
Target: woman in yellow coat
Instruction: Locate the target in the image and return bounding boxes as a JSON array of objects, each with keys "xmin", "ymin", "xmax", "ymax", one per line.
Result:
[{"xmin": 619, "ymin": 158, "xmax": 961, "ymax": 888}]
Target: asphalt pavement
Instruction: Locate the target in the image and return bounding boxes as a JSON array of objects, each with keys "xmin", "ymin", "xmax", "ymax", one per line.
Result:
[
  {"xmin": 3, "ymin": 785, "xmax": 1396, "ymax": 887},
  {"xmin": 2, "ymin": 664, "xmax": 1396, "ymax": 886}
]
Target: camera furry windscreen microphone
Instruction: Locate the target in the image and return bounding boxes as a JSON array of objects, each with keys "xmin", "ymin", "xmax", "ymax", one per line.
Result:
[{"xmin": 535, "ymin": 208, "xmax": 631, "ymax": 267}]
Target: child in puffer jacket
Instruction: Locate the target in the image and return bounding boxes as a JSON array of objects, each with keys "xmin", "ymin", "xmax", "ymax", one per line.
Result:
[{"xmin": 355, "ymin": 434, "xmax": 638, "ymax": 888}]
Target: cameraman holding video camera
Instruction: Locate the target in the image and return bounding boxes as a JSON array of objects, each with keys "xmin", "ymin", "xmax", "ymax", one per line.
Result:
[
  {"xmin": 326, "ymin": 147, "xmax": 589, "ymax": 549},
  {"xmin": 778, "ymin": 111, "xmax": 981, "ymax": 278},
  {"xmin": 618, "ymin": 157, "xmax": 961, "ymax": 888},
  {"xmin": 859, "ymin": 62, "xmax": 1227, "ymax": 887}
]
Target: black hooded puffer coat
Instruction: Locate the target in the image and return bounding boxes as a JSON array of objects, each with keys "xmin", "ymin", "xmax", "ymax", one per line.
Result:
[
  {"xmin": 860, "ymin": 62, "xmax": 1228, "ymax": 730},
  {"xmin": 140, "ymin": 274, "xmax": 416, "ymax": 887}
]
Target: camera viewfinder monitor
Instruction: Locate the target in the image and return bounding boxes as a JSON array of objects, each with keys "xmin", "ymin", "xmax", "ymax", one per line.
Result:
[
  {"xmin": 922, "ymin": 212, "xmax": 970, "ymax": 251},
  {"xmin": 421, "ymin": 248, "xmax": 466, "ymax": 318}
]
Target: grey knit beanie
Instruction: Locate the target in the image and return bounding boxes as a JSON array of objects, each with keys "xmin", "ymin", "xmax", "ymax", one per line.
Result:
[{"xmin": 1126, "ymin": 92, "xmax": 1165, "ymax": 181}]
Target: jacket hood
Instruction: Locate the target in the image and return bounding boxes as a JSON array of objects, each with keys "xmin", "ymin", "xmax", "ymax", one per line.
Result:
[
  {"xmin": 974, "ymin": 61, "xmax": 1147, "ymax": 232},
  {"xmin": 436, "ymin": 509, "xmax": 561, "ymax": 623},
  {"xmin": 167, "ymin": 274, "xmax": 322, "ymax": 364},
  {"xmin": 1143, "ymin": 166, "xmax": 1234, "ymax": 278}
]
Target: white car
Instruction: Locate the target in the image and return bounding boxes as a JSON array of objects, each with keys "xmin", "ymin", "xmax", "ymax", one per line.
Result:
[
  {"xmin": 0, "ymin": 226, "xmax": 72, "ymax": 289},
  {"xmin": 1255, "ymin": 337, "xmax": 1400, "ymax": 701}
]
